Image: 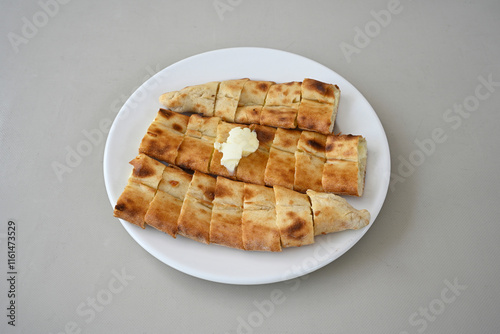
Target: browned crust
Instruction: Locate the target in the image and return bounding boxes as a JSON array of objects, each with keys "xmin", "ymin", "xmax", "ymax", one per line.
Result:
[
  {"xmin": 325, "ymin": 134, "xmax": 362, "ymax": 161},
  {"xmin": 294, "ymin": 151, "xmax": 325, "ymax": 193},
  {"xmin": 274, "ymin": 186, "xmax": 314, "ymax": 248},
  {"xmin": 322, "ymin": 160, "xmax": 359, "ymax": 196},
  {"xmin": 264, "ymin": 148, "xmax": 295, "ymax": 189},
  {"xmin": 113, "ymin": 181, "xmax": 156, "ymax": 228},
  {"xmin": 144, "ymin": 191, "xmax": 183, "ymax": 237},
  {"xmin": 242, "ymin": 183, "xmax": 281, "ymax": 252},
  {"xmin": 175, "ymin": 136, "xmax": 214, "ymax": 174}
]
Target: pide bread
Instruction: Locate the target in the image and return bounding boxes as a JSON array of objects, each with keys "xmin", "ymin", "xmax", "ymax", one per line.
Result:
[
  {"xmin": 113, "ymin": 77, "xmax": 373, "ymax": 252},
  {"xmin": 137, "ymin": 110, "xmax": 366, "ymax": 197},
  {"xmin": 114, "ymin": 155, "xmax": 371, "ymax": 251},
  {"xmin": 160, "ymin": 79, "xmax": 340, "ymax": 135}
]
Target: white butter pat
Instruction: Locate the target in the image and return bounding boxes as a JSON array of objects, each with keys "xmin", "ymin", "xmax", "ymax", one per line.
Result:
[{"xmin": 214, "ymin": 127, "xmax": 259, "ymax": 173}]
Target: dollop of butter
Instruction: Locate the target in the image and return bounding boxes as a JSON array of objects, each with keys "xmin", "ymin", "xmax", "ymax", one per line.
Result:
[{"xmin": 214, "ymin": 127, "xmax": 259, "ymax": 173}]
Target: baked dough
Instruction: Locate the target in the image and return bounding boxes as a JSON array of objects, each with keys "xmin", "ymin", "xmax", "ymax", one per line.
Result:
[
  {"xmin": 177, "ymin": 171, "xmax": 217, "ymax": 244},
  {"xmin": 264, "ymin": 128, "xmax": 302, "ymax": 189},
  {"xmin": 160, "ymin": 79, "xmax": 340, "ymax": 134},
  {"xmin": 235, "ymin": 80, "xmax": 274, "ymax": 124},
  {"xmin": 175, "ymin": 115, "xmax": 220, "ymax": 173},
  {"xmin": 242, "ymin": 183, "xmax": 281, "ymax": 251},
  {"xmin": 209, "ymin": 177, "xmax": 245, "ymax": 249},
  {"xmin": 139, "ymin": 109, "xmax": 190, "ymax": 164},
  {"xmin": 307, "ymin": 190, "xmax": 370, "ymax": 235},
  {"xmin": 260, "ymin": 82, "xmax": 301, "ymax": 129},
  {"xmin": 144, "ymin": 166, "xmax": 192, "ymax": 237},
  {"xmin": 323, "ymin": 135, "xmax": 367, "ymax": 196},
  {"xmin": 159, "ymin": 81, "xmax": 219, "ymax": 116},
  {"xmin": 294, "ymin": 131, "xmax": 327, "ymax": 193},
  {"xmin": 297, "ymin": 78, "xmax": 340, "ymax": 134},
  {"xmin": 113, "ymin": 154, "xmax": 166, "ymax": 228},
  {"xmin": 214, "ymin": 79, "xmax": 249, "ymax": 122},
  {"xmin": 274, "ymin": 186, "xmax": 314, "ymax": 247}
]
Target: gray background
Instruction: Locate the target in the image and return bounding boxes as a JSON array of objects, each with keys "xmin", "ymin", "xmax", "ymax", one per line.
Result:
[{"xmin": 1, "ymin": 0, "xmax": 499, "ymax": 333}]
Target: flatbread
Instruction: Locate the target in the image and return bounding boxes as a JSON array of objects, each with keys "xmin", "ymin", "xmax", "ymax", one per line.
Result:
[
  {"xmin": 139, "ymin": 109, "xmax": 190, "ymax": 164},
  {"xmin": 209, "ymin": 177, "xmax": 245, "ymax": 250},
  {"xmin": 293, "ymin": 131, "xmax": 327, "ymax": 192},
  {"xmin": 236, "ymin": 125, "xmax": 275, "ymax": 185},
  {"xmin": 274, "ymin": 186, "xmax": 314, "ymax": 248},
  {"xmin": 306, "ymin": 189, "xmax": 370, "ymax": 235},
  {"xmin": 242, "ymin": 184, "xmax": 281, "ymax": 251},
  {"xmin": 234, "ymin": 80, "xmax": 274, "ymax": 124},
  {"xmin": 323, "ymin": 135, "xmax": 367, "ymax": 196},
  {"xmin": 177, "ymin": 171, "xmax": 216, "ymax": 244},
  {"xmin": 296, "ymin": 78, "xmax": 340, "ymax": 134},
  {"xmin": 260, "ymin": 82, "xmax": 301, "ymax": 128},
  {"xmin": 214, "ymin": 79, "xmax": 249, "ymax": 122},
  {"xmin": 271, "ymin": 128, "xmax": 302, "ymax": 153},
  {"xmin": 294, "ymin": 151, "xmax": 325, "ymax": 193},
  {"xmin": 296, "ymin": 130, "xmax": 327, "ymax": 158},
  {"xmin": 236, "ymin": 149, "xmax": 269, "ymax": 185},
  {"xmin": 175, "ymin": 115, "xmax": 220, "ymax": 173},
  {"xmin": 144, "ymin": 166, "xmax": 192, "ymax": 237},
  {"xmin": 159, "ymin": 81, "xmax": 219, "ymax": 116},
  {"xmin": 113, "ymin": 154, "xmax": 166, "ymax": 228},
  {"xmin": 264, "ymin": 128, "xmax": 301, "ymax": 189},
  {"xmin": 249, "ymin": 124, "xmax": 275, "ymax": 152}
]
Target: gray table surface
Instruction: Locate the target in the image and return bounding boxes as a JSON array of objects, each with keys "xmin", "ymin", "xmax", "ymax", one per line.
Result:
[{"xmin": 1, "ymin": 1, "xmax": 499, "ymax": 333}]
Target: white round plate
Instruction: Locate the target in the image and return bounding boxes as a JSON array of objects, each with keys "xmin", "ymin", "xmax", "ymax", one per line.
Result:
[{"xmin": 103, "ymin": 47, "xmax": 391, "ymax": 285}]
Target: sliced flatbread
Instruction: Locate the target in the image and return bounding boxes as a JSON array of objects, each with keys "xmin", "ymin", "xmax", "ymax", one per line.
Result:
[
  {"xmin": 175, "ymin": 115, "xmax": 220, "ymax": 173},
  {"xmin": 235, "ymin": 125, "xmax": 275, "ymax": 185},
  {"xmin": 306, "ymin": 190, "xmax": 370, "ymax": 235},
  {"xmin": 144, "ymin": 166, "xmax": 193, "ymax": 237},
  {"xmin": 214, "ymin": 79, "xmax": 249, "ymax": 122},
  {"xmin": 113, "ymin": 154, "xmax": 166, "ymax": 228},
  {"xmin": 260, "ymin": 82, "xmax": 301, "ymax": 129},
  {"xmin": 234, "ymin": 80, "xmax": 274, "ymax": 124},
  {"xmin": 159, "ymin": 81, "xmax": 220, "ymax": 116},
  {"xmin": 264, "ymin": 128, "xmax": 301, "ymax": 189},
  {"xmin": 323, "ymin": 135, "xmax": 367, "ymax": 196},
  {"xmin": 293, "ymin": 131, "xmax": 327, "ymax": 192},
  {"xmin": 297, "ymin": 78, "xmax": 340, "ymax": 134},
  {"xmin": 177, "ymin": 171, "xmax": 217, "ymax": 244},
  {"xmin": 274, "ymin": 186, "xmax": 314, "ymax": 248},
  {"xmin": 209, "ymin": 177, "xmax": 245, "ymax": 250},
  {"xmin": 242, "ymin": 184, "xmax": 281, "ymax": 251},
  {"xmin": 139, "ymin": 109, "xmax": 190, "ymax": 164}
]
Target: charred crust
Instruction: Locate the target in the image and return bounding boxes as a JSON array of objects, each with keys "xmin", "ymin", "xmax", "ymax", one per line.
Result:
[{"xmin": 307, "ymin": 139, "xmax": 325, "ymax": 152}]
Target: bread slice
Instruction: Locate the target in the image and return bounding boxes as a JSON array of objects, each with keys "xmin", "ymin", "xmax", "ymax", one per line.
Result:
[
  {"xmin": 297, "ymin": 78, "xmax": 340, "ymax": 134},
  {"xmin": 274, "ymin": 186, "xmax": 314, "ymax": 248},
  {"xmin": 113, "ymin": 154, "xmax": 166, "ymax": 228},
  {"xmin": 234, "ymin": 80, "xmax": 274, "ymax": 124},
  {"xmin": 177, "ymin": 171, "xmax": 217, "ymax": 244},
  {"xmin": 235, "ymin": 125, "xmax": 275, "ymax": 185},
  {"xmin": 264, "ymin": 128, "xmax": 301, "ymax": 189},
  {"xmin": 260, "ymin": 82, "xmax": 301, "ymax": 129},
  {"xmin": 307, "ymin": 190, "xmax": 370, "ymax": 235},
  {"xmin": 323, "ymin": 135, "xmax": 367, "ymax": 196},
  {"xmin": 294, "ymin": 131, "xmax": 327, "ymax": 192},
  {"xmin": 175, "ymin": 115, "xmax": 220, "ymax": 173},
  {"xmin": 144, "ymin": 166, "xmax": 193, "ymax": 237},
  {"xmin": 139, "ymin": 109, "xmax": 190, "ymax": 164},
  {"xmin": 214, "ymin": 79, "xmax": 249, "ymax": 122},
  {"xmin": 242, "ymin": 184, "xmax": 281, "ymax": 251},
  {"xmin": 209, "ymin": 177, "xmax": 245, "ymax": 249},
  {"xmin": 159, "ymin": 81, "xmax": 219, "ymax": 116}
]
